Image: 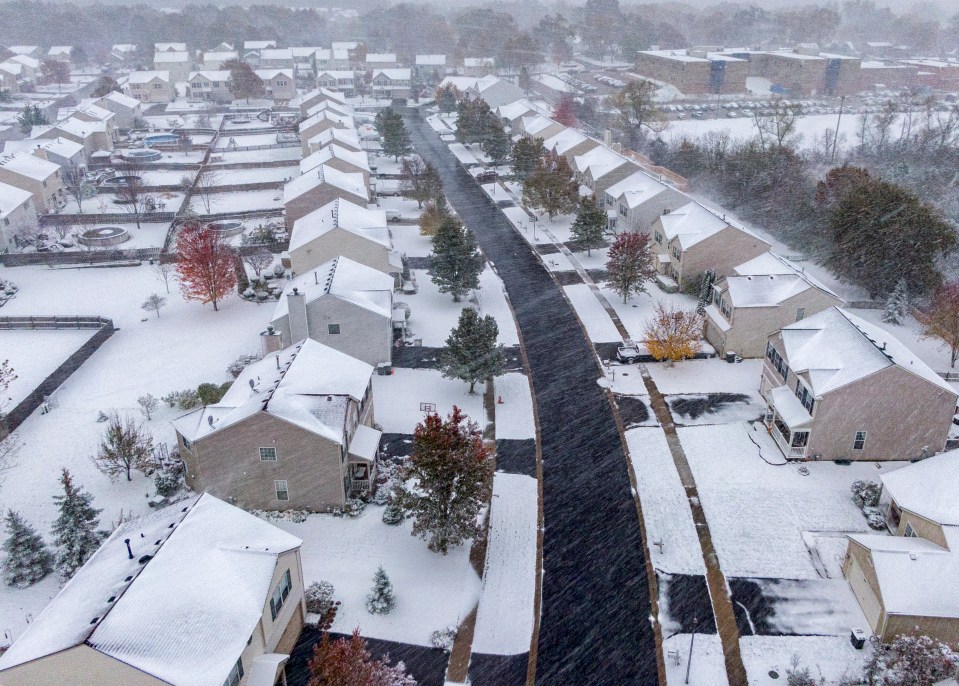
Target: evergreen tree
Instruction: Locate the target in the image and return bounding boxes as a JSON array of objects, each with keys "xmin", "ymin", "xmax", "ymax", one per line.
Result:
[
  {"xmin": 606, "ymin": 232, "xmax": 657, "ymax": 302},
  {"xmin": 366, "ymin": 565, "xmax": 395, "ymax": 614},
  {"xmin": 696, "ymin": 271, "xmax": 716, "ymax": 314},
  {"xmin": 883, "ymin": 279, "xmax": 909, "ymax": 325},
  {"xmin": 375, "ymin": 108, "xmax": 412, "ymax": 160},
  {"xmin": 395, "ymin": 407, "xmax": 493, "ymax": 554},
  {"xmin": 223, "ymin": 58, "xmax": 264, "ymax": 102},
  {"xmin": 522, "ymin": 150, "xmax": 579, "ymax": 220},
  {"xmin": 441, "ymin": 308, "xmax": 506, "ymax": 394},
  {"xmin": 510, "ymin": 136, "xmax": 545, "ymax": 182},
  {"xmin": 2, "ymin": 510, "xmax": 53, "ymax": 588},
  {"xmin": 51, "ymin": 469, "xmax": 106, "ymax": 579},
  {"xmin": 435, "ymin": 84, "xmax": 460, "ymax": 113},
  {"xmin": 480, "ymin": 117, "xmax": 510, "ymax": 167},
  {"xmin": 17, "ymin": 105, "xmax": 48, "ymax": 134},
  {"xmin": 570, "ymin": 196, "xmax": 607, "ymax": 256},
  {"xmin": 428, "ymin": 216, "xmax": 484, "ymax": 302}
]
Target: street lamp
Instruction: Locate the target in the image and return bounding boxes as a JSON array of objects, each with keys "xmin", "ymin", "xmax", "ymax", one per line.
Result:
[{"xmin": 532, "ymin": 214, "xmax": 537, "ymax": 241}]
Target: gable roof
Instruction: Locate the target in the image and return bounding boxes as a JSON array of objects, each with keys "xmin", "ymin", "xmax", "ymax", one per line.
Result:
[
  {"xmin": 521, "ymin": 115, "xmax": 561, "ymax": 138},
  {"xmin": 656, "ymin": 201, "xmax": 738, "ymax": 250},
  {"xmin": 572, "ymin": 146, "xmax": 634, "ymax": 181},
  {"xmin": 188, "ymin": 70, "xmax": 231, "ymax": 82},
  {"xmin": 153, "ymin": 51, "xmax": 190, "ymax": 64},
  {"xmin": 98, "ymin": 91, "xmax": 140, "ymax": 109},
  {"xmin": 155, "ymin": 43, "xmax": 187, "ymax": 52},
  {"xmin": 0, "ymin": 494, "xmax": 301, "ymax": 686},
  {"xmin": 880, "ymin": 450, "xmax": 959, "ymax": 525},
  {"xmin": 300, "ymin": 145, "xmax": 370, "ymax": 175},
  {"xmin": 0, "ymin": 181, "xmax": 32, "ymax": 217},
  {"xmin": 0, "ymin": 152, "xmax": 59, "ymax": 181},
  {"xmin": 289, "ymin": 197, "xmax": 389, "ymax": 253},
  {"xmin": 283, "ymin": 165, "xmax": 368, "ymax": 205},
  {"xmin": 372, "ymin": 68, "xmax": 411, "ymax": 81},
  {"xmin": 272, "ymin": 255, "xmax": 394, "ymax": 320},
  {"xmin": 778, "ymin": 307, "xmax": 956, "ymax": 396},
  {"xmin": 366, "ymin": 53, "xmax": 397, "ymax": 63},
  {"xmin": 126, "ymin": 71, "xmax": 170, "ymax": 84},
  {"xmin": 722, "ymin": 252, "xmax": 842, "ymax": 308},
  {"xmin": 298, "ymin": 109, "xmax": 354, "ymax": 134},
  {"xmin": 308, "ymin": 127, "xmax": 362, "ymax": 152},
  {"xmin": 605, "ymin": 170, "xmax": 673, "ymax": 208},
  {"xmin": 173, "ymin": 339, "xmax": 373, "ymax": 443},
  {"xmin": 305, "ymin": 100, "xmax": 354, "ymax": 118},
  {"xmin": 416, "ymin": 54, "xmax": 446, "ymax": 66}
]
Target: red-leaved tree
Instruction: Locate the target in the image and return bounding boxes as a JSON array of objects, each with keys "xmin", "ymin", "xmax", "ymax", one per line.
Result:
[
  {"xmin": 919, "ymin": 279, "xmax": 959, "ymax": 368},
  {"xmin": 606, "ymin": 232, "xmax": 656, "ymax": 302},
  {"xmin": 553, "ymin": 95, "xmax": 577, "ymax": 127},
  {"xmin": 309, "ymin": 629, "xmax": 415, "ymax": 686},
  {"xmin": 176, "ymin": 222, "xmax": 237, "ymax": 311}
]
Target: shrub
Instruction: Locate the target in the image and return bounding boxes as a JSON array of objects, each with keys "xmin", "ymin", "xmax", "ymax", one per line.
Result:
[
  {"xmin": 196, "ymin": 381, "xmax": 232, "ymax": 406},
  {"xmin": 154, "ymin": 471, "xmax": 182, "ymax": 498},
  {"xmin": 851, "ymin": 480, "xmax": 881, "ymax": 509},
  {"xmin": 382, "ymin": 500, "xmax": 405, "ymax": 525},
  {"xmin": 305, "ymin": 580, "xmax": 338, "ymax": 618},
  {"xmin": 162, "ymin": 389, "xmax": 201, "ymax": 410},
  {"xmin": 430, "ymin": 626, "xmax": 457, "ymax": 650},
  {"xmin": 334, "ymin": 498, "xmax": 366, "ymax": 518}
]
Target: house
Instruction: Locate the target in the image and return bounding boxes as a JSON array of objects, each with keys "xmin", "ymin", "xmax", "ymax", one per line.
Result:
[
  {"xmin": 283, "ymin": 164, "xmax": 369, "ymax": 231},
  {"xmin": 186, "ymin": 71, "xmax": 232, "ymax": 103},
  {"xmin": 259, "ymin": 48, "xmax": 294, "ymax": 70},
  {"xmin": 496, "ymin": 100, "xmax": 539, "ymax": 131},
  {"xmin": 35, "ymin": 116, "xmax": 113, "ymax": 160},
  {"xmin": 291, "ymin": 47, "xmax": 321, "ymax": 76},
  {"xmin": 306, "ymin": 127, "xmax": 364, "ymax": 155},
  {"xmin": 415, "ymin": 54, "xmax": 447, "ymax": 81},
  {"xmin": 201, "ymin": 51, "xmax": 238, "ymax": 71},
  {"xmin": 154, "ymin": 42, "xmax": 187, "ymax": 53},
  {"xmin": 95, "ymin": 91, "xmax": 142, "ymax": 129},
  {"xmin": 463, "ymin": 57, "xmax": 495, "ymax": 77},
  {"xmin": 0, "ymin": 64, "xmax": 18, "ymax": 95},
  {"xmin": 517, "ymin": 115, "xmax": 565, "ymax": 142},
  {"xmin": 287, "ymin": 198, "xmax": 400, "ymax": 279},
  {"xmin": 572, "ymin": 146, "xmax": 638, "ymax": 199},
  {"xmin": 473, "ymin": 75, "xmax": 525, "ymax": 109},
  {"xmin": 271, "ymin": 256, "xmax": 396, "ymax": 364},
  {"xmin": 366, "ymin": 53, "xmax": 398, "ymax": 70},
  {"xmin": 371, "ymin": 68, "xmax": 412, "ymax": 101},
  {"xmin": 0, "ymin": 493, "xmax": 306, "ymax": 686},
  {"xmin": 290, "ymin": 87, "xmax": 348, "ymax": 118},
  {"xmin": 543, "ymin": 127, "xmax": 600, "ymax": 163},
  {"xmin": 315, "ymin": 70, "xmax": 356, "ymax": 96},
  {"xmin": 649, "ymin": 201, "xmax": 770, "ymax": 288},
  {"xmin": 0, "ymin": 182, "xmax": 36, "ymax": 250},
  {"xmin": 300, "ymin": 144, "xmax": 370, "ymax": 183},
  {"xmin": 298, "ymin": 110, "xmax": 355, "ymax": 157},
  {"xmin": 4, "ymin": 137, "xmax": 86, "ymax": 171},
  {"xmin": 760, "ymin": 307, "xmax": 958, "ymax": 461},
  {"xmin": 123, "ymin": 71, "xmax": 174, "ymax": 103},
  {"xmin": 603, "ymin": 171, "xmax": 688, "ymax": 234},
  {"xmin": 6, "ymin": 46, "xmax": 40, "ymax": 59},
  {"xmin": 305, "ymin": 99, "xmax": 354, "ymax": 119},
  {"xmin": 256, "ymin": 69, "xmax": 295, "ymax": 102},
  {"xmin": 46, "ymin": 46, "xmax": 73, "ymax": 62},
  {"xmin": 173, "ymin": 339, "xmax": 381, "ymax": 511},
  {"xmin": 112, "ymin": 44, "xmax": 139, "ymax": 64},
  {"xmin": 704, "ymin": 252, "xmax": 846, "ymax": 358},
  {"xmin": 152, "ymin": 50, "xmax": 191, "ymax": 82},
  {"xmin": 0, "ymin": 153, "xmax": 63, "ymax": 213},
  {"xmin": 844, "ymin": 451, "xmax": 959, "ymax": 646},
  {"xmin": 328, "ymin": 47, "xmax": 352, "ymax": 70},
  {"xmin": 9, "ymin": 54, "xmax": 39, "ymax": 82}
]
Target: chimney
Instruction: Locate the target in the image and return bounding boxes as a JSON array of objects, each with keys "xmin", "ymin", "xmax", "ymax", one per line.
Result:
[
  {"xmin": 287, "ymin": 287, "xmax": 309, "ymax": 343},
  {"xmin": 260, "ymin": 324, "xmax": 282, "ymax": 355}
]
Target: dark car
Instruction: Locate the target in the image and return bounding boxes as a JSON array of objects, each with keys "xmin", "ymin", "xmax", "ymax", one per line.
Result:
[{"xmin": 475, "ymin": 170, "xmax": 497, "ymax": 183}]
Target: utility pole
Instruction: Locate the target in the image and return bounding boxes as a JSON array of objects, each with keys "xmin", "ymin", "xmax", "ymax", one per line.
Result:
[{"xmin": 830, "ymin": 95, "xmax": 845, "ymax": 165}]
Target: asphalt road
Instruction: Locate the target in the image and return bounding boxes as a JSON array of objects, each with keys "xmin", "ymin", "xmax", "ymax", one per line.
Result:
[{"xmin": 403, "ymin": 109, "xmax": 658, "ymax": 685}]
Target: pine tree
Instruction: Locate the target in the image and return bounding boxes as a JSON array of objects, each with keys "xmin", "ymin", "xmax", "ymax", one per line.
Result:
[
  {"xmin": 428, "ymin": 216, "xmax": 484, "ymax": 302},
  {"xmin": 606, "ymin": 232, "xmax": 657, "ymax": 302},
  {"xmin": 2, "ymin": 510, "xmax": 53, "ymax": 588},
  {"xmin": 696, "ymin": 271, "xmax": 716, "ymax": 314},
  {"xmin": 375, "ymin": 108, "xmax": 412, "ymax": 160},
  {"xmin": 570, "ymin": 196, "xmax": 607, "ymax": 256},
  {"xmin": 394, "ymin": 407, "xmax": 494, "ymax": 554},
  {"xmin": 366, "ymin": 565, "xmax": 396, "ymax": 614},
  {"xmin": 435, "ymin": 84, "xmax": 460, "ymax": 113},
  {"xmin": 51, "ymin": 469, "xmax": 106, "ymax": 578},
  {"xmin": 883, "ymin": 279, "xmax": 909, "ymax": 325},
  {"xmin": 510, "ymin": 136, "xmax": 545, "ymax": 182},
  {"xmin": 441, "ymin": 308, "xmax": 506, "ymax": 394},
  {"xmin": 480, "ymin": 116, "xmax": 511, "ymax": 167}
]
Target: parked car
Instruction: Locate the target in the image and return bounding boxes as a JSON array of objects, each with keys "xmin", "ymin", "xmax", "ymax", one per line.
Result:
[
  {"xmin": 475, "ymin": 169, "xmax": 497, "ymax": 183},
  {"xmin": 616, "ymin": 345, "xmax": 643, "ymax": 363},
  {"xmin": 385, "ymin": 210, "xmax": 403, "ymax": 223}
]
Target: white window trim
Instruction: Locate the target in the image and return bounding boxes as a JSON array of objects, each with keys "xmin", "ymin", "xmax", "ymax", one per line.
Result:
[
  {"xmin": 259, "ymin": 446, "xmax": 277, "ymax": 461},
  {"xmin": 853, "ymin": 431, "xmax": 867, "ymax": 450},
  {"xmin": 274, "ymin": 479, "xmax": 289, "ymax": 501}
]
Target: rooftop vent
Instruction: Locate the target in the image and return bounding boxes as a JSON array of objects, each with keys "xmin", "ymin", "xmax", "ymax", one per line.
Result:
[
  {"xmin": 124, "ymin": 538, "xmax": 133, "ymax": 560},
  {"xmin": 138, "ymin": 554, "xmax": 153, "ymax": 565}
]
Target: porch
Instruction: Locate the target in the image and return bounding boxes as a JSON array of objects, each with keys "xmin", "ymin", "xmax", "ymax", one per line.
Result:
[
  {"xmin": 761, "ymin": 379, "xmax": 812, "ymax": 460},
  {"xmin": 346, "ymin": 423, "xmax": 382, "ymax": 495}
]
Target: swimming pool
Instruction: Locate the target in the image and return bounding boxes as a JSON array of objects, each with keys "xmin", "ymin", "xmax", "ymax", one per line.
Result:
[
  {"xmin": 123, "ymin": 149, "xmax": 162, "ymax": 162},
  {"xmin": 144, "ymin": 133, "xmax": 181, "ymax": 146}
]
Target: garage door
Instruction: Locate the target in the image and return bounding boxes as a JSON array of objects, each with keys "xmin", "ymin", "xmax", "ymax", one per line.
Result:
[{"xmin": 847, "ymin": 555, "xmax": 883, "ymax": 629}]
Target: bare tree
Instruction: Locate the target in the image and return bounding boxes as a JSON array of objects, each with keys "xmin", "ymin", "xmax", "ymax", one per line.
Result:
[
  {"xmin": 137, "ymin": 394, "xmax": 159, "ymax": 420},
  {"xmin": 14, "ymin": 222, "xmax": 43, "ymax": 249},
  {"xmin": 753, "ymin": 99, "xmax": 801, "ymax": 148},
  {"xmin": 192, "ymin": 169, "xmax": 223, "ymax": 214},
  {"xmin": 243, "ymin": 249, "xmax": 274, "ymax": 277},
  {"xmin": 62, "ymin": 163, "xmax": 89, "ymax": 213},
  {"xmin": 141, "ymin": 293, "xmax": 167, "ymax": 319},
  {"xmin": 116, "ymin": 177, "xmax": 158, "ymax": 230},
  {"xmin": 151, "ymin": 260, "xmax": 176, "ymax": 294},
  {"xmin": 90, "ymin": 413, "xmax": 154, "ymax": 482},
  {"xmin": 49, "ymin": 217, "xmax": 76, "ymax": 243}
]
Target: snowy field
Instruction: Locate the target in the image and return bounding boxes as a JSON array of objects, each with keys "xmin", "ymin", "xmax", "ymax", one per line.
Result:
[
  {"xmin": 1, "ymin": 330, "xmax": 96, "ymax": 407},
  {"xmin": 212, "ymin": 166, "xmax": 298, "ymax": 185},
  {"xmin": 138, "ymin": 169, "xmax": 197, "ymax": 186},
  {"xmin": 209, "ymin": 147, "xmax": 301, "ymax": 164},
  {"xmin": 61, "ymin": 191, "xmax": 185, "ymax": 216},
  {"xmin": 471, "ymin": 473, "xmax": 537, "ymax": 655},
  {"xmin": 389, "ymin": 225, "xmax": 433, "ymax": 258},
  {"xmin": 740, "ymin": 635, "xmax": 870, "ymax": 686},
  {"xmin": 274, "ymin": 507, "xmax": 481, "ymax": 647},
  {"xmin": 189, "ymin": 189, "xmax": 283, "ymax": 214},
  {"xmin": 648, "ymin": 359, "xmax": 763, "ymax": 395},
  {"xmin": 215, "ymin": 132, "xmax": 288, "ymax": 149},
  {"xmin": 493, "ymin": 373, "xmax": 535, "ymax": 441},
  {"xmin": 372, "ymin": 368, "xmax": 486, "ymax": 435},
  {"xmin": 376, "ymin": 197, "xmax": 424, "ymax": 221}
]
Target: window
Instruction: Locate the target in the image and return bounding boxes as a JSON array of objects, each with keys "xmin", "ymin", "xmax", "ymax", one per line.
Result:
[
  {"xmin": 672, "ymin": 246, "xmax": 681, "ymax": 260},
  {"xmin": 654, "ymin": 231, "xmax": 662, "ymax": 245},
  {"xmin": 904, "ymin": 522, "xmax": 917, "ymax": 538},
  {"xmin": 796, "ymin": 307, "xmax": 805, "ymax": 321},
  {"xmin": 605, "ymin": 195, "xmax": 613, "ymax": 206},
  {"xmin": 153, "ymin": 83, "xmax": 163, "ymax": 89},
  {"xmin": 269, "ymin": 569, "xmax": 293, "ymax": 620},
  {"xmin": 719, "ymin": 298, "xmax": 732, "ymax": 319},
  {"xmin": 259, "ymin": 446, "xmax": 277, "ymax": 461},
  {"xmin": 794, "ymin": 380, "xmax": 814, "ymax": 414},
  {"xmin": 765, "ymin": 343, "xmax": 789, "ymax": 379},
  {"xmin": 853, "ymin": 431, "xmax": 867, "ymax": 450},
  {"xmin": 619, "ymin": 204, "xmax": 628, "ymax": 218},
  {"xmin": 328, "ymin": 323, "xmax": 340, "ymax": 335},
  {"xmin": 181, "ymin": 436, "xmax": 192, "ymax": 450},
  {"xmin": 274, "ymin": 479, "xmax": 289, "ymax": 501},
  {"xmin": 223, "ymin": 657, "xmax": 244, "ymax": 686}
]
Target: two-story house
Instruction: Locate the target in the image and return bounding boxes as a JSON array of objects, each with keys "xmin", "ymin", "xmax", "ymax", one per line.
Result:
[
  {"xmin": 259, "ymin": 48, "xmax": 294, "ymax": 70},
  {"xmin": 152, "ymin": 50, "xmax": 191, "ymax": 82},
  {"xmin": 705, "ymin": 252, "xmax": 846, "ymax": 358},
  {"xmin": 542, "ymin": 127, "xmax": 600, "ymax": 164},
  {"xmin": 271, "ymin": 256, "xmax": 396, "ymax": 365},
  {"xmin": 371, "ymin": 69, "xmax": 412, "ymax": 101},
  {"xmin": 95, "ymin": 91, "xmax": 143, "ymax": 130},
  {"xmin": 649, "ymin": 201, "xmax": 771, "ymax": 290},
  {"xmin": 306, "ymin": 127, "xmax": 363, "ymax": 156},
  {"xmin": 305, "ymin": 99, "xmax": 354, "ymax": 120},
  {"xmin": 603, "ymin": 171, "xmax": 688, "ymax": 234},
  {"xmin": 0, "ymin": 182, "xmax": 36, "ymax": 250},
  {"xmin": 173, "ymin": 339, "xmax": 382, "ymax": 511},
  {"xmin": 291, "ymin": 88, "xmax": 344, "ymax": 118},
  {"xmin": 760, "ymin": 307, "xmax": 958, "ymax": 461},
  {"xmin": 283, "ymin": 164, "xmax": 369, "ymax": 231},
  {"xmin": 124, "ymin": 71, "xmax": 174, "ymax": 104},
  {"xmin": 463, "ymin": 57, "xmax": 495, "ymax": 77},
  {"xmin": 0, "ymin": 493, "xmax": 306, "ymax": 686},
  {"xmin": 844, "ymin": 451, "xmax": 959, "ymax": 646},
  {"xmin": 315, "ymin": 70, "xmax": 357, "ymax": 96},
  {"xmin": 186, "ymin": 71, "xmax": 232, "ymax": 103},
  {"xmin": 517, "ymin": 115, "xmax": 566, "ymax": 142},
  {"xmin": 300, "ymin": 144, "xmax": 371, "ymax": 184},
  {"xmin": 572, "ymin": 146, "xmax": 638, "ymax": 200},
  {"xmin": 298, "ymin": 110, "xmax": 354, "ymax": 157},
  {"xmin": 201, "ymin": 51, "xmax": 238, "ymax": 71},
  {"xmin": 496, "ymin": 100, "xmax": 539, "ymax": 131},
  {"xmin": 256, "ymin": 69, "xmax": 295, "ymax": 102},
  {"xmin": 0, "ymin": 153, "xmax": 63, "ymax": 213}
]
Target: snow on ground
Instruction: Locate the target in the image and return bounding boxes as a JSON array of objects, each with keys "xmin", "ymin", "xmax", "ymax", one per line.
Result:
[
  {"xmin": 190, "ymin": 189, "xmax": 283, "ymax": 214},
  {"xmin": 666, "ymin": 392, "xmax": 766, "ymax": 426},
  {"xmin": 403, "ymin": 269, "xmax": 469, "ymax": 347},
  {"xmin": 209, "ymin": 147, "xmax": 301, "ymax": 164},
  {"xmin": 138, "ymin": 169, "xmax": 197, "ymax": 186},
  {"xmin": 212, "ymin": 166, "xmax": 298, "ymax": 185},
  {"xmin": 679, "ymin": 423, "xmax": 901, "ymax": 579},
  {"xmin": 749, "ymin": 578, "xmax": 868, "ymax": 636},
  {"xmin": 625, "ymin": 428, "xmax": 705, "ymax": 575},
  {"xmin": 740, "ymin": 635, "xmax": 869, "ymax": 686},
  {"xmin": 61, "ymin": 191, "xmax": 185, "ymax": 216},
  {"xmin": 390, "ymin": 225, "xmax": 432, "ymax": 258},
  {"xmin": 648, "ymin": 359, "xmax": 762, "ymax": 395},
  {"xmin": 663, "ymin": 634, "xmax": 729, "ymax": 686},
  {"xmin": 493, "ymin": 373, "xmax": 535, "ymax": 441},
  {"xmin": 273, "ymin": 507, "xmax": 482, "ymax": 647},
  {"xmin": 375, "ymin": 196, "xmax": 423, "ymax": 220},
  {"xmin": 0, "ymin": 265, "xmax": 271, "ymax": 639},
  {"xmin": 476, "ymin": 267, "xmax": 520, "ymax": 347},
  {"xmin": 563, "ymin": 284, "xmax": 621, "ymax": 343},
  {"xmin": 215, "ymin": 132, "xmax": 286, "ymax": 149},
  {"xmin": 1, "ymin": 330, "xmax": 96, "ymax": 407},
  {"xmin": 372, "ymin": 368, "xmax": 486, "ymax": 434},
  {"xmin": 535, "ymin": 74, "xmax": 575, "ymax": 93},
  {"xmin": 600, "ymin": 283, "xmax": 697, "ymax": 342},
  {"xmin": 471, "ymin": 473, "xmax": 537, "ymax": 655}
]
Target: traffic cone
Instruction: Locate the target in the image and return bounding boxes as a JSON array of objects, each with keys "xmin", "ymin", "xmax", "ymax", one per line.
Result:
[{"xmin": 497, "ymin": 395, "xmax": 504, "ymax": 404}]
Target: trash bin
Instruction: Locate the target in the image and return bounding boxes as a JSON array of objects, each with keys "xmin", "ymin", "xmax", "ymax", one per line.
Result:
[
  {"xmin": 376, "ymin": 363, "xmax": 393, "ymax": 376},
  {"xmin": 725, "ymin": 351, "xmax": 737, "ymax": 364},
  {"xmin": 850, "ymin": 627, "xmax": 868, "ymax": 649}
]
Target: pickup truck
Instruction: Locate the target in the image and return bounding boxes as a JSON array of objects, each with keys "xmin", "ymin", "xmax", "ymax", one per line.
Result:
[{"xmin": 615, "ymin": 345, "xmax": 643, "ymax": 364}]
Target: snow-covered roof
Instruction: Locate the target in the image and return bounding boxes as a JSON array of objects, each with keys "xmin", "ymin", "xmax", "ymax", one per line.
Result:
[
  {"xmin": 656, "ymin": 201, "xmax": 734, "ymax": 250},
  {"xmin": 308, "ymin": 127, "xmax": 362, "ymax": 151},
  {"xmin": 769, "ymin": 385, "xmax": 812, "ymax": 428},
  {"xmin": 53, "ymin": 117, "xmax": 107, "ymax": 138},
  {"xmin": 880, "ymin": 450, "xmax": 959, "ymax": 525},
  {"xmin": 47, "ymin": 46, "xmax": 72, "ymax": 57},
  {"xmin": 9, "ymin": 136, "xmax": 86, "ymax": 161},
  {"xmin": 572, "ymin": 146, "xmax": 634, "ymax": 182},
  {"xmin": 126, "ymin": 71, "xmax": 170, "ymax": 84},
  {"xmin": 300, "ymin": 145, "xmax": 370, "ymax": 175},
  {"xmin": 203, "ymin": 51, "xmax": 238, "ymax": 63},
  {"xmin": 0, "ymin": 152, "xmax": 59, "ymax": 181},
  {"xmin": 0, "ymin": 181, "xmax": 32, "ymax": 217},
  {"xmin": 372, "ymin": 68, "xmax": 411, "ymax": 81},
  {"xmin": 317, "ymin": 69, "xmax": 355, "ymax": 80},
  {"xmin": 349, "ymin": 424, "xmax": 382, "ymax": 462},
  {"xmin": 778, "ymin": 308, "xmax": 957, "ymax": 397},
  {"xmin": 289, "ymin": 197, "xmax": 389, "ymax": 253},
  {"xmin": 98, "ymin": 91, "xmax": 140, "ymax": 109},
  {"xmin": 605, "ymin": 171, "xmax": 673, "ymax": 209},
  {"xmin": 0, "ymin": 62, "xmax": 21, "ymax": 77},
  {"xmin": 0, "ymin": 494, "xmax": 301, "ymax": 685},
  {"xmin": 298, "ymin": 109, "xmax": 354, "ymax": 134},
  {"xmin": 153, "ymin": 51, "xmax": 190, "ymax": 63},
  {"xmin": 543, "ymin": 127, "xmax": 597, "ymax": 156},
  {"xmin": 366, "ymin": 53, "xmax": 397, "ymax": 63},
  {"xmin": 496, "ymin": 99, "xmax": 538, "ymax": 121},
  {"xmin": 520, "ymin": 115, "xmax": 561, "ymax": 138},
  {"xmin": 416, "ymin": 54, "xmax": 446, "ymax": 66},
  {"xmin": 283, "ymin": 165, "xmax": 368, "ymax": 205},
  {"xmin": 255, "ymin": 69, "xmax": 294, "ymax": 80},
  {"xmin": 245, "ymin": 40, "xmax": 276, "ymax": 50},
  {"xmin": 722, "ymin": 252, "xmax": 842, "ymax": 308},
  {"xmin": 306, "ymin": 100, "xmax": 354, "ymax": 118},
  {"xmin": 173, "ymin": 339, "xmax": 373, "ymax": 444},
  {"xmin": 10, "ymin": 54, "xmax": 39, "ymax": 69},
  {"xmin": 439, "ymin": 76, "xmax": 479, "ymax": 92},
  {"xmin": 189, "ymin": 70, "xmax": 231, "ymax": 82},
  {"xmin": 272, "ymin": 255, "xmax": 394, "ymax": 321},
  {"xmin": 849, "ymin": 526, "xmax": 959, "ymax": 618},
  {"xmin": 260, "ymin": 48, "xmax": 293, "ymax": 60},
  {"xmin": 155, "ymin": 43, "xmax": 187, "ymax": 52},
  {"xmin": 7, "ymin": 46, "xmax": 38, "ymax": 55}
]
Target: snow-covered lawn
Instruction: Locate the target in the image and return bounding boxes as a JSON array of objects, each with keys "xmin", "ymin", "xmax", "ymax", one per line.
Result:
[
  {"xmin": 493, "ymin": 373, "xmax": 535, "ymax": 441},
  {"xmin": 390, "ymin": 225, "xmax": 432, "ymax": 258},
  {"xmin": 1, "ymin": 330, "xmax": 96, "ymax": 407},
  {"xmin": 215, "ymin": 132, "xmax": 287, "ymax": 149},
  {"xmin": 740, "ymin": 635, "xmax": 869, "ymax": 686},
  {"xmin": 647, "ymin": 359, "xmax": 762, "ymax": 395},
  {"xmin": 679, "ymin": 423, "xmax": 901, "ymax": 579},
  {"xmin": 563, "ymin": 284, "xmax": 621, "ymax": 343},
  {"xmin": 375, "ymin": 196, "xmax": 423, "ymax": 220},
  {"xmin": 190, "ymin": 189, "xmax": 283, "ymax": 214},
  {"xmin": 212, "ymin": 166, "xmax": 298, "ymax": 185},
  {"xmin": 372, "ymin": 368, "xmax": 486, "ymax": 434},
  {"xmin": 62, "ymin": 191, "xmax": 185, "ymax": 216},
  {"xmin": 600, "ymin": 284, "xmax": 697, "ymax": 342},
  {"xmin": 663, "ymin": 634, "xmax": 728, "ymax": 686},
  {"xmin": 625, "ymin": 428, "xmax": 705, "ymax": 575},
  {"xmin": 138, "ymin": 169, "xmax": 197, "ymax": 186},
  {"xmin": 209, "ymin": 147, "xmax": 301, "ymax": 164},
  {"xmin": 471, "ymin": 473, "xmax": 537, "ymax": 655},
  {"xmin": 476, "ymin": 268, "xmax": 519, "ymax": 347},
  {"xmin": 273, "ymin": 507, "xmax": 482, "ymax": 647}
]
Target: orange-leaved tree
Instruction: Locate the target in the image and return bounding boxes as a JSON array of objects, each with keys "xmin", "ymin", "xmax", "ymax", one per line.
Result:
[
  {"xmin": 308, "ymin": 628, "xmax": 415, "ymax": 686},
  {"xmin": 643, "ymin": 302, "xmax": 704, "ymax": 367},
  {"xmin": 176, "ymin": 221, "xmax": 237, "ymax": 312},
  {"xmin": 919, "ymin": 280, "xmax": 959, "ymax": 368}
]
